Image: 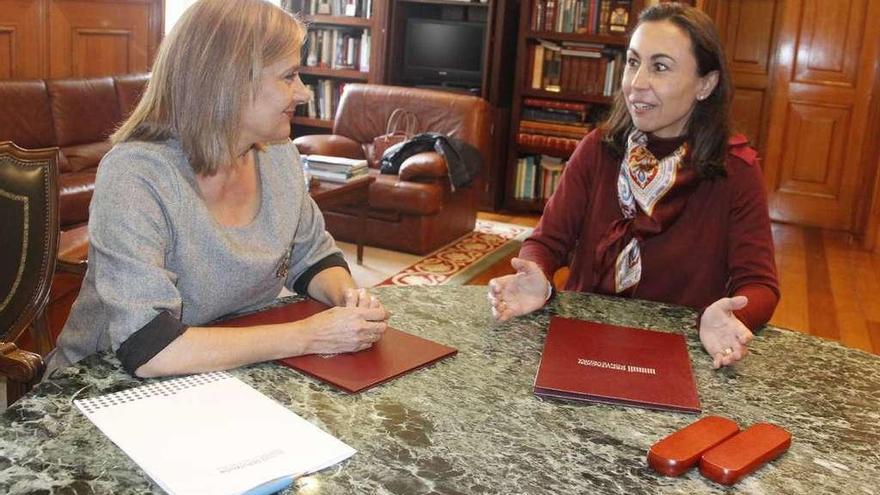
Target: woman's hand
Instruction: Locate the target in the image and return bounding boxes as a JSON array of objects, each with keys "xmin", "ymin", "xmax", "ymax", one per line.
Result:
[
  {"xmin": 302, "ymin": 291, "xmax": 389, "ymax": 354},
  {"xmin": 487, "ymin": 257, "xmax": 552, "ymax": 322},
  {"xmin": 699, "ymin": 296, "xmax": 754, "ymax": 369},
  {"xmin": 344, "ymin": 287, "xmax": 385, "ymax": 312}
]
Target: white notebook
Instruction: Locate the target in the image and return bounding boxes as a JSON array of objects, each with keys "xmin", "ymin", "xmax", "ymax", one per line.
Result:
[{"xmin": 75, "ymin": 371, "xmax": 355, "ymax": 495}]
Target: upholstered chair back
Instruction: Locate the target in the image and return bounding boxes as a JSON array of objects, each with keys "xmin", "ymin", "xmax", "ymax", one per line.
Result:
[
  {"xmin": 332, "ymin": 84, "xmax": 493, "ymax": 168},
  {"xmin": 0, "ymin": 141, "xmax": 59, "ymax": 404}
]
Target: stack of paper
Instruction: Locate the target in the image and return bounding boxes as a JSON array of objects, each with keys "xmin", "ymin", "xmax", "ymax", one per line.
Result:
[
  {"xmin": 304, "ymin": 154, "xmax": 369, "ymax": 183},
  {"xmin": 75, "ymin": 372, "xmax": 355, "ymax": 495}
]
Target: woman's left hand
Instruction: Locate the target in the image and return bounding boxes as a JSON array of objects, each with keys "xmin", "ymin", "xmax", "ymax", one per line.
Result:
[{"xmin": 699, "ymin": 296, "xmax": 754, "ymax": 369}]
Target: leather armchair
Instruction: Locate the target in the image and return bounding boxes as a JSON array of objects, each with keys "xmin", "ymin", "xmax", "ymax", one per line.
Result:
[{"xmin": 293, "ymin": 84, "xmax": 491, "ymax": 255}]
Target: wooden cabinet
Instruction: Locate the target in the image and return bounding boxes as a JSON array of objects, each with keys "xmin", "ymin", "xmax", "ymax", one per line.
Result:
[
  {"xmin": 0, "ymin": 0, "xmax": 163, "ymax": 80},
  {"xmin": 503, "ymin": 0, "xmax": 643, "ymax": 213},
  {"xmin": 284, "ymin": 0, "xmax": 388, "ymax": 133}
]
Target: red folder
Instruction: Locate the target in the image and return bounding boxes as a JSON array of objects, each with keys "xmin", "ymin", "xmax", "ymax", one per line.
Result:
[
  {"xmin": 534, "ymin": 316, "xmax": 701, "ymax": 413},
  {"xmin": 218, "ymin": 299, "xmax": 457, "ymax": 393}
]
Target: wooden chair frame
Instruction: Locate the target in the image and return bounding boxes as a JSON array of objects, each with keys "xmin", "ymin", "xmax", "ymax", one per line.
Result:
[{"xmin": 0, "ymin": 141, "xmax": 60, "ymax": 405}]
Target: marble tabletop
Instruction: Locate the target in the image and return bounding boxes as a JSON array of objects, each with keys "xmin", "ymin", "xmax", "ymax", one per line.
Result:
[{"xmin": 2, "ymin": 285, "xmax": 879, "ymax": 494}]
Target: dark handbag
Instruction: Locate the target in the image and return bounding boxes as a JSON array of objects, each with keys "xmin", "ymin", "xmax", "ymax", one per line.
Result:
[{"xmin": 368, "ymin": 109, "xmax": 419, "ymax": 168}]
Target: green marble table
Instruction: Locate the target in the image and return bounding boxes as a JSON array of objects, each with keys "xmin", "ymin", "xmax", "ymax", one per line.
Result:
[{"xmin": 2, "ymin": 286, "xmax": 879, "ymax": 494}]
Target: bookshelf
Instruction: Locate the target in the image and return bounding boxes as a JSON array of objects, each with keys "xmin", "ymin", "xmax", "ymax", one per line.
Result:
[
  {"xmin": 504, "ymin": 0, "xmax": 643, "ymax": 212},
  {"xmin": 282, "ymin": 0, "xmax": 388, "ymax": 133}
]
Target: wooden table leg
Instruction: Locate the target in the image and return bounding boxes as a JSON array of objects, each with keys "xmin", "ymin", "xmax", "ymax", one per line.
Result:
[{"xmin": 357, "ymin": 208, "xmax": 366, "ymax": 265}]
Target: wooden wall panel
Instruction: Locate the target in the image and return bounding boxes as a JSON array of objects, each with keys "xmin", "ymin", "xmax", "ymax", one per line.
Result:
[
  {"xmin": 48, "ymin": 0, "xmax": 162, "ymax": 78},
  {"xmin": 714, "ymin": 0, "xmax": 779, "ymax": 152},
  {"xmin": 0, "ymin": 0, "xmax": 46, "ymax": 79},
  {"xmin": 779, "ymin": 103, "xmax": 849, "ymax": 195},
  {"xmin": 794, "ymin": 0, "xmax": 861, "ymax": 86},
  {"xmin": 762, "ymin": 0, "xmax": 880, "ymax": 231},
  {"xmin": 73, "ymin": 29, "xmax": 132, "ymax": 77},
  {"xmin": 0, "ymin": 29, "xmax": 13, "ymax": 79}
]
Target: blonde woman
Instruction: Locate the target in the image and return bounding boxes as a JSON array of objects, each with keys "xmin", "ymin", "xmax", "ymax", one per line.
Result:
[{"xmin": 47, "ymin": 0, "xmax": 388, "ymax": 378}]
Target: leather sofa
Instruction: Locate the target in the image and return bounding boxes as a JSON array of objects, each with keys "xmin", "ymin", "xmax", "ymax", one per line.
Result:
[
  {"xmin": 0, "ymin": 74, "xmax": 149, "ymax": 347},
  {"xmin": 293, "ymin": 84, "xmax": 491, "ymax": 255},
  {"xmin": 0, "ymin": 74, "xmax": 149, "ymax": 231}
]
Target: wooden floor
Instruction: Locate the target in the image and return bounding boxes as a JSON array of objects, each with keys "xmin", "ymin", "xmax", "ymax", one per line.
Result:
[{"xmin": 473, "ymin": 212, "xmax": 880, "ymax": 355}]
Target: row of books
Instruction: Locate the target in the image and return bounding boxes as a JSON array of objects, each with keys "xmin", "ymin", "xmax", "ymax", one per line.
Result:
[
  {"xmin": 513, "ymin": 154, "xmax": 566, "ymax": 201},
  {"xmin": 521, "ymin": 97, "xmax": 608, "ymax": 124},
  {"xmin": 531, "ymin": 0, "xmax": 632, "ymax": 35},
  {"xmin": 304, "ymin": 28, "xmax": 371, "ymax": 72},
  {"xmin": 517, "ymin": 132, "xmax": 581, "ymax": 156},
  {"xmin": 296, "ymin": 78, "xmax": 345, "ymax": 121},
  {"xmin": 529, "ymin": 40, "xmax": 623, "ymax": 96},
  {"xmin": 304, "ymin": 154, "xmax": 369, "ymax": 183},
  {"xmin": 282, "ymin": 0, "xmax": 373, "ymax": 18}
]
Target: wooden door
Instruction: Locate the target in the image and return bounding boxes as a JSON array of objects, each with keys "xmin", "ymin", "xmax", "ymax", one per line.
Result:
[
  {"xmin": 711, "ymin": 0, "xmax": 781, "ymax": 154},
  {"xmin": 0, "ymin": 0, "xmax": 46, "ymax": 78},
  {"xmin": 760, "ymin": 0, "xmax": 880, "ymax": 231},
  {"xmin": 48, "ymin": 0, "xmax": 163, "ymax": 78}
]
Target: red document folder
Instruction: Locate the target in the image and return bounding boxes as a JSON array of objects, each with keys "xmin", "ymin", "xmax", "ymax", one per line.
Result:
[
  {"xmin": 534, "ymin": 316, "xmax": 701, "ymax": 413},
  {"xmin": 218, "ymin": 299, "xmax": 457, "ymax": 393}
]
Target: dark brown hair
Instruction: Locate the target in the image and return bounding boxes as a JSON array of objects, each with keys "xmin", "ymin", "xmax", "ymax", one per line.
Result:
[{"xmin": 600, "ymin": 2, "xmax": 732, "ymax": 179}]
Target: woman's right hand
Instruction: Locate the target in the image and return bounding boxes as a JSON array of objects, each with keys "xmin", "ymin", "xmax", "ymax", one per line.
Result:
[
  {"xmin": 301, "ymin": 303, "xmax": 389, "ymax": 355},
  {"xmin": 487, "ymin": 257, "xmax": 552, "ymax": 322}
]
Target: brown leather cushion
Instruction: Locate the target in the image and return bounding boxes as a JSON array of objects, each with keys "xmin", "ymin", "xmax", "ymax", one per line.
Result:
[
  {"xmin": 398, "ymin": 152, "xmax": 446, "ymax": 181},
  {"xmin": 58, "ymin": 171, "xmax": 96, "ymax": 227},
  {"xmin": 293, "ymin": 134, "xmax": 366, "ymax": 159},
  {"xmin": 0, "ymin": 80, "xmax": 57, "ymax": 149},
  {"xmin": 61, "ymin": 141, "xmax": 112, "ymax": 172},
  {"xmin": 368, "ymin": 174, "xmax": 443, "ymax": 216},
  {"xmin": 58, "ymin": 224, "xmax": 89, "ymax": 263},
  {"xmin": 47, "ymin": 77, "xmax": 121, "ymax": 148},
  {"xmin": 114, "ymin": 73, "xmax": 150, "ymax": 119}
]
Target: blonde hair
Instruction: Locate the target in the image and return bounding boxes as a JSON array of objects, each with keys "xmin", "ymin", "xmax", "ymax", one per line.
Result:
[{"xmin": 112, "ymin": 0, "xmax": 305, "ymax": 175}]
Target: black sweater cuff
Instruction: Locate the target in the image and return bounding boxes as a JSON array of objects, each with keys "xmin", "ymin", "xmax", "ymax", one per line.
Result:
[
  {"xmin": 117, "ymin": 311, "xmax": 188, "ymax": 376},
  {"xmin": 292, "ymin": 252, "xmax": 350, "ymax": 295}
]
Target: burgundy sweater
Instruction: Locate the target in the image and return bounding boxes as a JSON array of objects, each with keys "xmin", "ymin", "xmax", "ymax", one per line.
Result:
[{"xmin": 520, "ymin": 130, "xmax": 780, "ymax": 330}]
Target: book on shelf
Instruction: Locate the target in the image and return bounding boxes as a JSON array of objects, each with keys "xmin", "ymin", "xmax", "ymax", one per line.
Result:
[
  {"xmin": 297, "ymin": 79, "xmax": 346, "ymax": 120},
  {"xmin": 283, "ymin": 0, "xmax": 371, "ymax": 17},
  {"xmin": 307, "ymin": 167, "xmax": 369, "ymax": 183},
  {"xmin": 517, "ymin": 133, "xmax": 581, "ymax": 155},
  {"xmin": 530, "ymin": 0, "xmax": 620, "ymax": 35},
  {"xmin": 304, "ymin": 154, "xmax": 368, "ymax": 169},
  {"xmin": 305, "ymin": 28, "xmax": 370, "ymax": 71},
  {"xmin": 75, "ymin": 371, "xmax": 355, "ymax": 495},
  {"xmin": 520, "ymin": 119, "xmax": 591, "ymax": 140},
  {"xmin": 304, "ymin": 154, "xmax": 369, "ymax": 183},
  {"xmin": 534, "ymin": 316, "xmax": 701, "ymax": 413},
  {"xmin": 219, "ymin": 299, "xmax": 458, "ymax": 393},
  {"xmin": 513, "ymin": 154, "xmax": 567, "ymax": 200},
  {"xmin": 529, "ymin": 40, "xmax": 623, "ymax": 96}
]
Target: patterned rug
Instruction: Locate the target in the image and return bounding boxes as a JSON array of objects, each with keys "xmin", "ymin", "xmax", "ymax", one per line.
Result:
[{"xmin": 375, "ymin": 219, "xmax": 533, "ymax": 286}]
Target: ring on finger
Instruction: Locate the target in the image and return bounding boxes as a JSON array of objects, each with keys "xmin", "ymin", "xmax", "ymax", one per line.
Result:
[{"xmin": 722, "ymin": 347, "xmax": 733, "ymax": 356}]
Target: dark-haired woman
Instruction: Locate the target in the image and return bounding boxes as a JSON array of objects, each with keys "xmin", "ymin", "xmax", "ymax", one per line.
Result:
[{"xmin": 487, "ymin": 3, "xmax": 778, "ymax": 369}]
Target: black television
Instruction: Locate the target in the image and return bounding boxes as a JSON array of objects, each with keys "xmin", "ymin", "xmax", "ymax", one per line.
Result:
[{"xmin": 402, "ymin": 18, "xmax": 485, "ymax": 88}]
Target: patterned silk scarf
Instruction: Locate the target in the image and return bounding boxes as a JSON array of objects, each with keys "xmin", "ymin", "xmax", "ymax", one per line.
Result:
[{"xmin": 593, "ymin": 130, "xmax": 697, "ymax": 296}]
